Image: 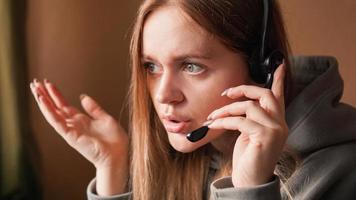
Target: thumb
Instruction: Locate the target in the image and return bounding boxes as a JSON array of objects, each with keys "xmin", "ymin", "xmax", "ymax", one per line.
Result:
[
  {"xmin": 271, "ymin": 62, "xmax": 285, "ymax": 108},
  {"xmin": 80, "ymin": 94, "xmax": 110, "ymax": 120}
]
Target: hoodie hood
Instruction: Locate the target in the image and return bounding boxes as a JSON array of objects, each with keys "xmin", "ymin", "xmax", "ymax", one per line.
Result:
[{"xmin": 286, "ymin": 56, "xmax": 356, "ymax": 155}]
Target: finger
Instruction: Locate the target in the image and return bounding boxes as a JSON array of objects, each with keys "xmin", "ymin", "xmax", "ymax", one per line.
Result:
[
  {"xmin": 43, "ymin": 79, "xmax": 69, "ymax": 109},
  {"xmin": 65, "ymin": 119, "xmax": 77, "ymax": 128},
  {"xmin": 208, "ymin": 116, "xmax": 265, "ymax": 136},
  {"xmin": 80, "ymin": 94, "xmax": 110, "ymax": 120},
  {"xmin": 31, "ymin": 81, "xmax": 70, "ymax": 134},
  {"xmin": 31, "ymin": 81, "xmax": 52, "ymax": 107},
  {"xmin": 43, "ymin": 79, "xmax": 79, "ymax": 116},
  {"xmin": 33, "ymin": 79, "xmax": 57, "ymax": 108},
  {"xmin": 271, "ymin": 63, "xmax": 286, "ymax": 111},
  {"xmin": 30, "ymin": 82, "xmax": 40, "ymax": 102},
  {"xmin": 207, "ymin": 100, "xmax": 279, "ymax": 128},
  {"xmin": 56, "ymin": 109, "xmax": 69, "ymax": 118},
  {"xmin": 222, "ymin": 85, "xmax": 281, "ymax": 119},
  {"xmin": 36, "ymin": 90, "xmax": 68, "ymax": 134},
  {"xmin": 65, "ymin": 118, "xmax": 75, "ymax": 123}
]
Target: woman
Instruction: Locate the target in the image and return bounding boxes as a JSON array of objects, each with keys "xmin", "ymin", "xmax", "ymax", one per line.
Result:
[{"xmin": 30, "ymin": 0, "xmax": 356, "ymax": 199}]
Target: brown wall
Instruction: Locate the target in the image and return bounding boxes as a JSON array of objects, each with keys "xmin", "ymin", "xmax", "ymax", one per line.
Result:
[
  {"xmin": 27, "ymin": 1, "xmax": 140, "ymax": 199},
  {"xmin": 27, "ymin": 1, "xmax": 356, "ymax": 199},
  {"xmin": 279, "ymin": 0, "xmax": 356, "ymax": 105}
]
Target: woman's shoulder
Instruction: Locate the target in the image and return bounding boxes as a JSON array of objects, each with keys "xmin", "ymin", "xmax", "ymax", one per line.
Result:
[
  {"xmin": 301, "ymin": 141, "xmax": 356, "ymax": 170},
  {"xmin": 286, "ymin": 55, "xmax": 356, "ymax": 155},
  {"xmin": 287, "ymin": 141, "xmax": 356, "ymax": 199}
]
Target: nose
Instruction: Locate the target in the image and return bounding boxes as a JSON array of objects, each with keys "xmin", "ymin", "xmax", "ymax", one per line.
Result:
[{"xmin": 155, "ymin": 72, "xmax": 184, "ymax": 105}]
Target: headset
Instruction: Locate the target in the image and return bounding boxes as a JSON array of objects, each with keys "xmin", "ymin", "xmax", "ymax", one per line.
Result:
[
  {"xmin": 249, "ymin": 0, "xmax": 284, "ymax": 89},
  {"xmin": 187, "ymin": 0, "xmax": 284, "ymax": 142}
]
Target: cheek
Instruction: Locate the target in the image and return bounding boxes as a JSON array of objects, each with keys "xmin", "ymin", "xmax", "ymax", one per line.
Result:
[
  {"xmin": 185, "ymin": 84, "xmax": 232, "ymax": 122},
  {"xmin": 187, "ymin": 74, "xmax": 247, "ymax": 115}
]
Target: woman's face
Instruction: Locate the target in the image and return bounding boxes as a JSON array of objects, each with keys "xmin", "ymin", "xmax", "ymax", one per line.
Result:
[{"xmin": 142, "ymin": 6, "xmax": 250, "ymax": 153}]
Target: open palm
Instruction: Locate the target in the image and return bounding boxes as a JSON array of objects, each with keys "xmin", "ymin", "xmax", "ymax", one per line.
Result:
[{"xmin": 30, "ymin": 79, "xmax": 128, "ymax": 168}]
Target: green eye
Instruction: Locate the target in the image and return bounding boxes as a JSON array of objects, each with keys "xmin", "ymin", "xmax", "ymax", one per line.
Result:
[{"xmin": 184, "ymin": 63, "xmax": 204, "ymax": 74}]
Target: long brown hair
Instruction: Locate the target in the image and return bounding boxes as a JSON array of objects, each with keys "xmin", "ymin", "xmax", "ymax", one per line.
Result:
[{"xmin": 128, "ymin": 0, "xmax": 296, "ymax": 199}]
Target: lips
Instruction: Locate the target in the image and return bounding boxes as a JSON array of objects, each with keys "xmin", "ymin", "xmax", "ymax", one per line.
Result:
[{"xmin": 162, "ymin": 115, "xmax": 190, "ymax": 133}]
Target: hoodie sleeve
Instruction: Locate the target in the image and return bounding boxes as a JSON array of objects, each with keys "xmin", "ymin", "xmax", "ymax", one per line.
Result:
[
  {"xmin": 210, "ymin": 176, "xmax": 281, "ymax": 200},
  {"xmin": 87, "ymin": 178, "xmax": 132, "ymax": 200}
]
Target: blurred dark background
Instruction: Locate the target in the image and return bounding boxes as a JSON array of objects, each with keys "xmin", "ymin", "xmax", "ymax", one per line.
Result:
[{"xmin": 0, "ymin": 0, "xmax": 355, "ymax": 199}]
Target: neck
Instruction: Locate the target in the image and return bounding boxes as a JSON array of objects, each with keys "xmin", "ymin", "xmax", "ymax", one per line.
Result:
[{"xmin": 210, "ymin": 130, "xmax": 238, "ymax": 156}]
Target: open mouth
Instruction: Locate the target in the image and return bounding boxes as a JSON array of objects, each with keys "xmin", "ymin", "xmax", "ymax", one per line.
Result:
[{"xmin": 162, "ymin": 119, "xmax": 189, "ymax": 133}]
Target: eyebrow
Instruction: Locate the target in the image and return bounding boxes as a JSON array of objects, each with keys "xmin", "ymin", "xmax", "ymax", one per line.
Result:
[{"xmin": 141, "ymin": 52, "xmax": 213, "ymax": 63}]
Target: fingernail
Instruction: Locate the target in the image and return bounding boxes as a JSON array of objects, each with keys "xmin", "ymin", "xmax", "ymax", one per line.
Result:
[
  {"xmin": 36, "ymin": 92, "xmax": 41, "ymax": 102},
  {"xmin": 207, "ymin": 112, "xmax": 214, "ymax": 120},
  {"xmin": 221, "ymin": 88, "xmax": 230, "ymax": 96},
  {"xmin": 33, "ymin": 79, "xmax": 40, "ymax": 87},
  {"xmin": 80, "ymin": 94, "xmax": 87, "ymax": 100},
  {"xmin": 30, "ymin": 83, "xmax": 35, "ymax": 93},
  {"xmin": 203, "ymin": 120, "xmax": 214, "ymax": 126},
  {"xmin": 44, "ymin": 78, "xmax": 49, "ymax": 84}
]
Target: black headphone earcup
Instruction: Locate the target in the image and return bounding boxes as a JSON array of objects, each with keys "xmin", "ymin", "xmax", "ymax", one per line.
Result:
[
  {"xmin": 249, "ymin": 62, "xmax": 266, "ymax": 84},
  {"xmin": 248, "ymin": 50, "xmax": 284, "ymax": 88},
  {"xmin": 262, "ymin": 50, "xmax": 284, "ymax": 88},
  {"xmin": 248, "ymin": 49, "xmax": 267, "ymax": 84}
]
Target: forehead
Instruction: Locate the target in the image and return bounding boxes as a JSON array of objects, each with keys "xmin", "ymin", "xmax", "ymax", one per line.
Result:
[{"xmin": 142, "ymin": 6, "xmax": 216, "ymax": 59}]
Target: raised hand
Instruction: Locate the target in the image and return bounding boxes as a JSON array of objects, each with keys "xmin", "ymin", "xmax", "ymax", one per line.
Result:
[
  {"xmin": 207, "ymin": 63, "xmax": 288, "ymax": 187},
  {"xmin": 30, "ymin": 79, "xmax": 129, "ymax": 195}
]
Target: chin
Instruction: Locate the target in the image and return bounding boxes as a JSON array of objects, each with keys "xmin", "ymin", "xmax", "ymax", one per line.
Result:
[{"xmin": 167, "ymin": 131, "xmax": 210, "ymax": 153}]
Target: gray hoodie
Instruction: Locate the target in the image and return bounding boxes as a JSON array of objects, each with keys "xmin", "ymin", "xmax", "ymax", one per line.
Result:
[{"xmin": 87, "ymin": 56, "xmax": 356, "ymax": 200}]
